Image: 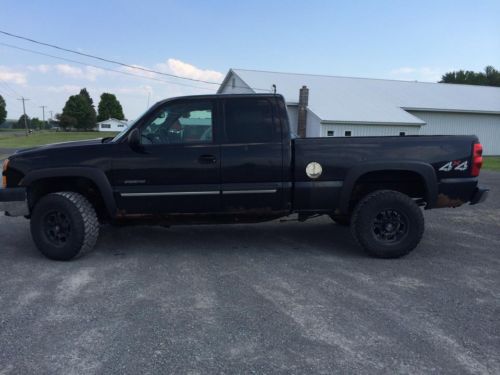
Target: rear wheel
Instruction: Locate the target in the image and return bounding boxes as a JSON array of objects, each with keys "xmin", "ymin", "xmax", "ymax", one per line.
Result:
[
  {"xmin": 351, "ymin": 190, "xmax": 424, "ymax": 258},
  {"xmin": 30, "ymin": 192, "xmax": 99, "ymax": 261}
]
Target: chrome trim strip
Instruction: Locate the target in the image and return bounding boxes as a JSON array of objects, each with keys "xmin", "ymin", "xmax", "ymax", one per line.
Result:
[
  {"xmin": 121, "ymin": 191, "xmax": 219, "ymax": 197},
  {"xmin": 222, "ymin": 189, "xmax": 277, "ymax": 195},
  {"xmin": 295, "ymin": 181, "xmax": 343, "ymax": 188}
]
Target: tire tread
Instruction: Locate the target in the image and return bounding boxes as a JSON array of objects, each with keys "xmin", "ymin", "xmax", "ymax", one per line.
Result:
[{"xmin": 54, "ymin": 192, "xmax": 99, "ymax": 258}]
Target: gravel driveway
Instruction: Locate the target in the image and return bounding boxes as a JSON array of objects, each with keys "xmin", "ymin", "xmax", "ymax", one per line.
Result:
[{"xmin": 0, "ymin": 172, "xmax": 499, "ymax": 374}]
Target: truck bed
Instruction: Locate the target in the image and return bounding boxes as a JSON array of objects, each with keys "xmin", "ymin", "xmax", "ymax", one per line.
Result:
[{"xmin": 292, "ymin": 135, "xmax": 479, "ymax": 211}]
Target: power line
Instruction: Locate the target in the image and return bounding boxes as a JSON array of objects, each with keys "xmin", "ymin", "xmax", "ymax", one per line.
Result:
[
  {"xmin": 0, "ymin": 29, "xmax": 272, "ymax": 92},
  {"xmin": 0, "ymin": 76, "xmax": 40, "ymax": 110},
  {"xmin": 0, "ymin": 29, "xmax": 221, "ymax": 85},
  {"xmin": 0, "ymin": 42, "xmax": 214, "ymax": 91},
  {"xmin": 0, "ymin": 85, "xmax": 16, "ymax": 99},
  {"xmin": 0, "ymin": 78, "xmax": 21, "ymax": 97}
]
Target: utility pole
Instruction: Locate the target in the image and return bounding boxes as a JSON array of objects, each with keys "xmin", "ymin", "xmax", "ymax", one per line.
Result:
[
  {"xmin": 17, "ymin": 97, "xmax": 30, "ymax": 136},
  {"xmin": 48, "ymin": 110, "xmax": 54, "ymax": 128},
  {"xmin": 39, "ymin": 105, "xmax": 47, "ymax": 130},
  {"xmin": 39, "ymin": 105, "xmax": 47, "ymax": 122}
]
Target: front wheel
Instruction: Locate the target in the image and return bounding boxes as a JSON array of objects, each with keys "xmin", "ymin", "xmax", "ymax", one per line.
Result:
[
  {"xmin": 30, "ymin": 192, "xmax": 99, "ymax": 261},
  {"xmin": 351, "ymin": 190, "xmax": 424, "ymax": 258}
]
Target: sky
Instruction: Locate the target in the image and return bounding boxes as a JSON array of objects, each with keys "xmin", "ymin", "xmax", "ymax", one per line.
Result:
[{"xmin": 0, "ymin": 0, "xmax": 499, "ymax": 120}]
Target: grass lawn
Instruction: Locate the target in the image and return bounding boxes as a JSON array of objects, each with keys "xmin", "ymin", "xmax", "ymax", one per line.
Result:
[
  {"xmin": 0, "ymin": 131, "xmax": 118, "ymax": 149},
  {"xmin": 483, "ymin": 156, "xmax": 500, "ymax": 171}
]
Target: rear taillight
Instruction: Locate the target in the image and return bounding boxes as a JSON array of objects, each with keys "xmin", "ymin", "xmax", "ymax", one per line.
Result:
[{"xmin": 471, "ymin": 143, "xmax": 483, "ymax": 177}]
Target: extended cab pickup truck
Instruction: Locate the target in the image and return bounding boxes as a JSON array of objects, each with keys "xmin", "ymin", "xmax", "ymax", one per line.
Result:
[{"xmin": 0, "ymin": 94, "xmax": 489, "ymax": 260}]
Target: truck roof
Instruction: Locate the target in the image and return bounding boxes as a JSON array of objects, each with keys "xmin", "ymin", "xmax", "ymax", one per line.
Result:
[{"xmin": 155, "ymin": 93, "xmax": 284, "ymax": 107}]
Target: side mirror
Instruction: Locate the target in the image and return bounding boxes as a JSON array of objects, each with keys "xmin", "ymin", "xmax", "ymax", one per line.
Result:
[{"xmin": 127, "ymin": 128, "xmax": 141, "ymax": 150}]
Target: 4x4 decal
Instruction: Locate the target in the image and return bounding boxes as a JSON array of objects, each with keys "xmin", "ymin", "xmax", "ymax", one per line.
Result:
[{"xmin": 439, "ymin": 160, "xmax": 468, "ymax": 172}]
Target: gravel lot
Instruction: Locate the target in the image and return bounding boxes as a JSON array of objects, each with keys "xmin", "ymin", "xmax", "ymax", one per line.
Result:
[{"xmin": 0, "ymin": 172, "xmax": 499, "ymax": 374}]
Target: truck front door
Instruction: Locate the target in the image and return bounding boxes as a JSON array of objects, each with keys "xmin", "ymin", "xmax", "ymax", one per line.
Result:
[{"xmin": 112, "ymin": 98, "xmax": 221, "ymax": 214}]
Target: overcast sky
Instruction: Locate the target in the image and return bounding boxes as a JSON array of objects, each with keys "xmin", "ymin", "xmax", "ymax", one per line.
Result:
[{"xmin": 1, "ymin": 0, "xmax": 499, "ymax": 120}]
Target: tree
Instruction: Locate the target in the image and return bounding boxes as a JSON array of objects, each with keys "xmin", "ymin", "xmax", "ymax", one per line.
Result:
[
  {"xmin": 0, "ymin": 94, "xmax": 6, "ymax": 125},
  {"xmin": 79, "ymin": 88, "xmax": 97, "ymax": 129},
  {"xmin": 97, "ymin": 93, "xmax": 125, "ymax": 122},
  {"xmin": 440, "ymin": 66, "xmax": 500, "ymax": 87},
  {"xmin": 15, "ymin": 114, "xmax": 30, "ymax": 130},
  {"xmin": 79, "ymin": 88, "xmax": 94, "ymax": 107},
  {"xmin": 31, "ymin": 117, "xmax": 43, "ymax": 130},
  {"xmin": 484, "ymin": 66, "xmax": 500, "ymax": 87},
  {"xmin": 61, "ymin": 89, "xmax": 97, "ymax": 130},
  {"xmin": 61, "ymin": 95, "xmax": 87, "ymax": 130},
  {"xmin": 56, "ymin": 113, "xmax": 76, "ymax": 131}
]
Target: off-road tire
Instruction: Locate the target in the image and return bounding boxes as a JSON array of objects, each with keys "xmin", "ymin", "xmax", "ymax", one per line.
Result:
[
  {"xmin": 351, "ymin": 190, "xmax": 424, "ymax": 258},
  {"xmin": 30, "ymin": 192, "xmax": 99, "ymax": 261},
  {"xmin": 329, "ymin": 214, "xmax": 351, "ymax": 226}
]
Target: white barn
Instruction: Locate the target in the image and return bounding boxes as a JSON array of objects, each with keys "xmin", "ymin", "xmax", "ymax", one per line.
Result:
[
  {"xmin": 97, "ymin": 118, "xmax": 128, "ymax": 132},
  {"xmin": 218, "ymin": 69, "xmax": 500, "ymax": 155}
]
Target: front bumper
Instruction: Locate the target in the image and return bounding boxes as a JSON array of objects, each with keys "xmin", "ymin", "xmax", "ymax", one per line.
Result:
[{"xmin": 0, "ymin": 187, "xmax": 29, "ymax": 216}]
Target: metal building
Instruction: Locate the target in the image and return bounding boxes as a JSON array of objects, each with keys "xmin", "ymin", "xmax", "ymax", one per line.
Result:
[{"xmin": 218, "ymin": 69, "xmax": 500, "ymax": 155}]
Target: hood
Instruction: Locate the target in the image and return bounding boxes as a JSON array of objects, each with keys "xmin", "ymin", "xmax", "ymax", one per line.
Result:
[{"xmin": 15, "ymin": 138, "xmax": 104, "ymax": 155}]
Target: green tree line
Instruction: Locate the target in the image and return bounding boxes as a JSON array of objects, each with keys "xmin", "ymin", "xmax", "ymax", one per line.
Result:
[
  {"xmin": 1, "ymin": 90, "xmax": 125, "ymax": 131},
  {"xmin": 440, "ymin": 66, "xmax": 500, "ymax": 87}
]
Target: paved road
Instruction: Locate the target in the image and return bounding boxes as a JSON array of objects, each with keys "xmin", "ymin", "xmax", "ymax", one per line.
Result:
[
  {"xmin": 1, "ymin": 173, "xmax": 499, "ymax": 374},
  {"xmin": 0, "ymin": 148, "xmax": 16, "ymax": 160}
]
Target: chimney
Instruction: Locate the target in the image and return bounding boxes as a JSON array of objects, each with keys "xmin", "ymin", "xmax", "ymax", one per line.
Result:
[{"xmin": 297, "ymin": 86, "xmax": 309, "ymax": 138}]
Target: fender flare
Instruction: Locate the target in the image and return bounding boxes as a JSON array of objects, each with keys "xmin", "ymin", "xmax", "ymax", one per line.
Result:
[
  {"xmin": 20, "ymin": 167, "xmax": 117, "ymax": 217},
  {"xmin": 339, "ymin": 161, "xmax": 438, "ymax": 214}
]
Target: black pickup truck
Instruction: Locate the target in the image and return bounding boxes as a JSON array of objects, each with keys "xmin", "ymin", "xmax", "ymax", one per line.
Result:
[{"xmin": 0, "ymin": 94, "xmax": 488, "ymax": 260}]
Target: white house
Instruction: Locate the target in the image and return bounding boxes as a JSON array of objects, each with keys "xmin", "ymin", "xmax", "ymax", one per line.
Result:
[
  {"xmin": 97, "ymin": 118, "xmax": 128, "ymax": 132},
  {"xmin": 218, "ymin": 69, "xmax": 500, "ymax": 155}
]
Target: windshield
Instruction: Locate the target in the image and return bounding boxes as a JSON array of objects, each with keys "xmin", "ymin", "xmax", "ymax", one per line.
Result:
[
  {"xmin": 112, "ymin": 124, "xmax": 133, "ymax": 142},
  {"xmin": 112, "ymin": 107, "xmax": 150, "ymax": 142}
]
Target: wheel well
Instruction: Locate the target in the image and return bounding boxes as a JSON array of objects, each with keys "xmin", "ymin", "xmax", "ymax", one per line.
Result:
[
  {"xmin": 348, "ymin": 170, "xmax": 427, "ymax": 212},
  {"xmin": 27, "ymin": 177, "xmax": 109, "ymax": 221}
]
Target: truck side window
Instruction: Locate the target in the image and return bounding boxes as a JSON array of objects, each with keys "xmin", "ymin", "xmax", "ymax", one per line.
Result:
[
  {"xmin": 141, "ymin": 100, "xmax": 213, "ymax": 145},
  {"xmin": 224, "ymin": 98, "xmax": 280, "ymax": 143}
]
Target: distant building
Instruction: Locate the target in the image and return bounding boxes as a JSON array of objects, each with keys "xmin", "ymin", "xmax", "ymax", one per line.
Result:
[
  {"xmin": 218, "ymin": 69, "xmax": 500, "ymax": 155},
  {"xmin": 97, "ymin": 118, "xmax": 128, "ymax": 132}
]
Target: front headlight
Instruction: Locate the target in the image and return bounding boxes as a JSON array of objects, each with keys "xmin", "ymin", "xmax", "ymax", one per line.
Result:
[{"xmin": 2, "ymin": 158, "xmax": 9, "ymax": 188}]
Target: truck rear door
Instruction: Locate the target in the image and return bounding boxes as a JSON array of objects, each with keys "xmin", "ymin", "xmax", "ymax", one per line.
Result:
[{"xmin": 220, "ymin": 97, "xmax": 285, "ymax": 212}]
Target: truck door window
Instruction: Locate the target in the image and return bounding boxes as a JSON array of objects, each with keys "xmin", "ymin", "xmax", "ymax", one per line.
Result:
[
  {"xmin": 224, "ymin": 98, "xmax": 279, "ymax": 143},
  {"xmin": 141, "ymin": 101, "xmax": 213, "ymax": 145}
]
